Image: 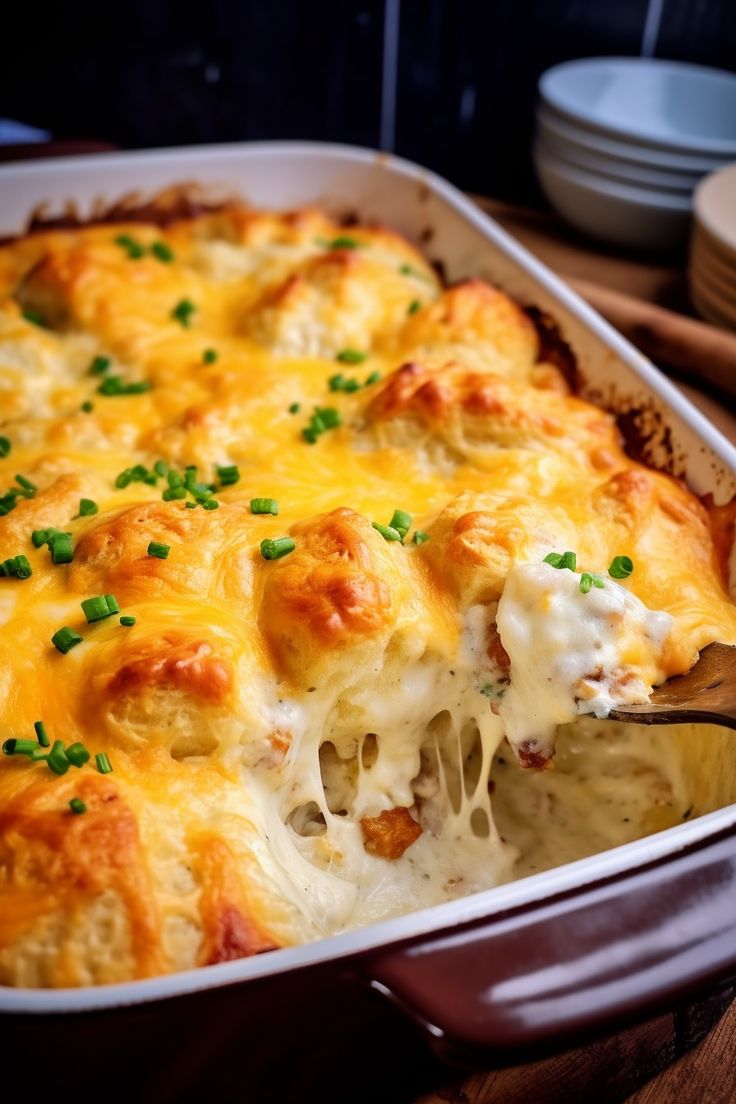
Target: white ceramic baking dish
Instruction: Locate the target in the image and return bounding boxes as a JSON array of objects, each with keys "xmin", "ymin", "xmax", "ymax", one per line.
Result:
[{"xmin": 1, "ymin": 143, "xmax": 735, "ymax": 1098}]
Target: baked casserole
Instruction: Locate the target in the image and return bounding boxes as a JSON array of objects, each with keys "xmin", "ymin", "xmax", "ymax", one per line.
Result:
[{"xmin": 0, "ymin": 195, "xmax": 735, "ymax": 988}]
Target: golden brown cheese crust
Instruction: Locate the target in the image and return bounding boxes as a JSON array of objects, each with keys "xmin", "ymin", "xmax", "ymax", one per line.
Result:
[{"xmin": 0, "ymin": 197, "xmax": 734, "ymax": 988}]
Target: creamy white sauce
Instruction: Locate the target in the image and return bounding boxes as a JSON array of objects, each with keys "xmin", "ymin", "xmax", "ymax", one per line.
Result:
[{"xmin": 496, "ymin": 562, "xmax": 672, "ymax": 763}]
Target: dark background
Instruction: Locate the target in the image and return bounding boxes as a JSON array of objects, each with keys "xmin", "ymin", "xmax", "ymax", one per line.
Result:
[{"xmin": 3, "ymin": 0, "xmax": 736, "ymax": 203}]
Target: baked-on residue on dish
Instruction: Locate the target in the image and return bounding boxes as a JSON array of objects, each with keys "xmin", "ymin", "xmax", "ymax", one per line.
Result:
[{"xmin": 0, "ymin": 198, "xmax": 735, "ymax": 988}]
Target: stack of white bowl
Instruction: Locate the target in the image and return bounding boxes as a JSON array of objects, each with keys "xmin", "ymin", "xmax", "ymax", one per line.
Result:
[
  {"xmin": 690, "ymin": 164, "xmax": 736, "ymax": 331},
  {"xmin": 533, "ymin": 57, "xmax": 736, "ymax": 253}
]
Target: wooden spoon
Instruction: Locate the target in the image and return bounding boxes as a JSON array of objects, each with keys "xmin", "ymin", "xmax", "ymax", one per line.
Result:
[{"xmin": 609, "ymin": 642, "xmax": 736, "ymax": 729}]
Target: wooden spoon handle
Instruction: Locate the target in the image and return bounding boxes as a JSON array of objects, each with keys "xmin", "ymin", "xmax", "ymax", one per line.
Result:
[{"xmin": 565, "ymin": 275, "xmax": 736, "ymax": 399}]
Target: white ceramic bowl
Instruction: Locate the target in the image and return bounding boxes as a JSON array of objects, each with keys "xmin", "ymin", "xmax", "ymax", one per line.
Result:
[
  {"xmin": 540, "ymin": 58, "xmax": 736, "ymax": 157},
  {"xmin": 537, "ymin": 105, "xmax": 730, "ymax": 175},
  {"xmin": 533, "ymin": 144, "xmax": 692, "ymax": 251},
  {"xmin": 694, "ymin": 164, "xmax": 736, "ymax": 256},
  {"xmin": 535, "ymin": 123, "xmax": 699, "ymax": 195}
]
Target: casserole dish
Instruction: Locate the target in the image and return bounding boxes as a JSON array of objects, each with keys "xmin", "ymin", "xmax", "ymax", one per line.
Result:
[{"xmin": 1, "ymin": 142, "xmax": 736, "ymax": 1100}]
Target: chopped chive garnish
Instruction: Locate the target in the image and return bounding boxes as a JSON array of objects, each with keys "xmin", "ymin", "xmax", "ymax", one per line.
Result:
[
  {"xmin": 95, "ymin": 752, "xmax": 113, "ymax": 774},
  {"xmin": 51, "ymin": 626, "xmax": 83, "ymax": 654},
  {"xmin": 609, "ymin": 555, "xmax": 634, "ymax": 579},
  {"xmin": 120, "ymin": 615, "xmax": 136, "ymax": 627},
  {"xmin": 49, "ymin": 531, "xmax": 73, "ymax": 564},
  {"xmin": 364, "ymin": 370, "xmax": 381, "ymax": 386},
  {"xmin": 69, "ymin": 798, "xmax": 87, "ymax": 815},
  {"xmin": 98, "ymin": 375, "xmax": 152, "ymax": 396},
  {"xmin": 153, "ymin": 460, "xmax": 167, "ymax": 477},
  {"xmin": 171, "ymin": 298, "xmax": 196, "ymax": 327},
  {"xmin": 201, "ymin": 499, "xmax": 219, "ymax": 510},
  {"xmin": 31, "ymin": 749, "xmax": 49, "ymax": 761},
  {"xmin": 544, "ymin": 551, "xmax": 577, "ymax": 571},
  {"xmin": 184, "ymin": 501, "xmax": 197, "ymax": 509},
  {"xmin": 0, "ymin": 554, "xmax": 32, "ymax": 578},
  {"xmin": 151, "ymin": 241, "xmax": 174, "ymax": 263},
  {"xmin": 15, "ymin": 474, "xmax": 36, "ymax": 493},
  {"xmin": 89, "ymin": 355, "xmax": 112, "ymax": 376},
  {"xmin": 289, "ymin": 402, "xmax": 301, "ymax": 414},
  {"xmin": 250, "ymin": 498, "xmax": 279, "ymax": 515},
  {"xmin": 413, "ymin": 530, "xmax": 430, "ymax": 545},
  {"xmin": 22, "ymin": 308, "xmax": 45, "ymax": 327},
  {"xmin": 32, "ymin": 528, "xmax": 51, "ymax": 548},
  {"xmin": 48, "ymin": 740, "xmax": 70, "ymax": 775},
  {"xmin": 217, "ymin": 464, "xmax": 240, "ymax": 486},
  {"xmin": 77, "ymin": 498, "xmax": 98, "ymax": 517},
  {"xmin": 327, "ymin": 236, "xmax": 360, "ymax": 250},
  {"xmin": 81, "ymin": 401, "xmax": 94, "ymax": 413},
  {"xmin": 260, "ymin": 537, "xmax": 295, "ymax": 560},
  {"xmin": 389, "ymin": 509, "xmax": 412, "ymax": 537},
  {"xmin": 301, "ymin": 406, "xmax": 342, "ymax": 443},
  {"xmin": 0, "ymin": 436, "xmax": 11, "ymax": 457},
  {"xmin": 66, "ymin": 742, "xmax": 91, "ymax": 768},
  {"xmin": 336, "ymin": 349, "xmax": 367, "ymax": 364},
  {"xmin": 202, "ymin": 348, "xmax": 218, "ymax": 364},
  {"xmin": 319, "ymin": 407, "xmax": 341, "ymax": 428},
  {"xmin": 81, "ymin": 594, "xmax": 119, "ymax": 623},
  {"xmin": 579, "ymin": 572, "xmax": 593, "ymax": 595},
  {"xmin": 372, "ymin": 522, "xmax": 403, "ymax": 542},
  {"xmin": 34, "ymin": 720, "xmax": 49, "ymax": 748},
  {"xmin": 162, "ymin": 486, "xmax": 187, "ymax": 501},
  {"xmin": 115, "ymin": 233, "xmax": 146, "ymax": 259},
  {"xmin": 147, "ymin": 541, "xmax": 170, "ymax": 559},
  {"xmin": 408, "ymin": 299, "xmax": 422, "ymax": 315},
  {"xmin": 329, "ymin": 373, "xmax": 346, "ymax": 391},
  {"xmin": 2, "ymin": 738, "xmax": 36, "ymax": 757}
]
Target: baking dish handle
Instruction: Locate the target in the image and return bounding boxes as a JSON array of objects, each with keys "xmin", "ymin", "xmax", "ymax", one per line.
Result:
[{"xmin": 362, "ymin": 826, "xmax": 736, "ymax": 1062}]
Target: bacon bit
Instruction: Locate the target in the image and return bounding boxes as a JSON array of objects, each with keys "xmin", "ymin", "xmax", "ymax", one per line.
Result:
[
  {"xmin": 360, "ymin": 807, "xmax": 422, "ymax": 860},
  {"xmin": 516, "ymin": 739, "xmax": 553, "ymax": 770}
]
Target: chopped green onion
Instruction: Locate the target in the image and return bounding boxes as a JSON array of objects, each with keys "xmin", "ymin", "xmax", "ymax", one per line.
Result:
[
  {"xmin": 364, "ymin": 370, "xmax": 381, "ymax": 386},
  {"xmin": 81, "ymin": 401, "xmax": 94, "ymax": 413},
  {"xmin": 66, "ymin": 742, "xmax": 91, "ymax": 768},
  {"xmin": 98, "ymin": 375, "xmax": 152, "ymax": 396},
  {"xmin": 95, "ymin": 752, "xmax": 113, "ymax": 774},
  {"xmin": 49, "ymin": 531, "xmax": 73, "ymax": 564},
  {"xmin": 77, "ymin": 498, "xmax": 98, "ymax": 517},
  {"xmin": 609, "ymin": 555, "xmax": 634, "ymax": 580},
  {"xmin": 389, "ymin": 509, "xmax": 412, "ymax": 537},
  {"xmin": 544, "ymin": 551, "xmax": 577, "ymax": 571},
  {"xmin": 15, "ymin": 474, "xmax": 36, "ymax": 493},
  {"xmin": 115, "ymin": 233, "xmax": 146, "ymax": 259},
  {"xmin": 184, "ymin": 501, "xmax": 197, "ymax": 509},
  {"xmin": 260, "ymin": 537, "xmax": 295, "ymax": 560},
  {"xmin": 250, "ymin": 498, "xmax": 278, "ymax": 515},
  {"xmin": 69, "ymin": 798, "xmax": 87, "ymax": 815},
  {"xmin": 319, "ymin": 407, "xmax": 341, "ymax": 429},
  {"xmin": 200, "ymin": 499, "xmax": 219, "ymax": 510},
  {"xmin": 413, "ymin": 530, "xmax": 430, "ymax": 545},
  {"xmin": 147, "ymin": 541, "xmax": 170, "ymax": 560},
  {"xmin": 329, "ymin": 373, "xmax": 346, "ymax": 391},
  {"xmin": 408, "ymin": 299, "xmax": 422, "ymax": 315},
  {"xmin": 171, "ymin": 298, "xmax": 196, "ymax": 327},
  {"xmin": 372, "ymin": 522, "xmax": 402, "ymax": 543},
  {"xmin": 217, "ymin": 464, "xmax": 240, "ymax": 486},
  {"xmin": 336, "ymin": 349, "xmax": 367, "ymax": 365},
  {"xmin": 0, "ymin": 436, "xmax": 11, "ymax": 457},
  {"xmin": 327, "ymin": 236, "xmax": 360, "ymax": 250},
  {"xmin": 22, "ymin": 308, "xmax": 45, "ymax": 327},
  {"xmin": 289, "ymin": 402, "xmax": 301, "ymax": 414},
  {"xmin": 51, "ymin": 626, "xmax": 83, "ymax": 654},
  {"xmin": 120, "ymin": 615, "xmax": 136, "ymax": 627},
  {"xmin": 151, "ymin": 241, "xmax": 174, "ymax": 263},
  {"xmin": 81, "ymin": 594, "xmax": 119, "ymax": 623},
  {"xmin": 47, "ymin": 740, "xmax": 70, "ymax": 775},
  {"xmin": 2, "ymin": 738, "xmax": 36, "ymax": 757},
  {"xmin": 34, "ymin": 721, "xmax": 49, "ymax": 748},
  {"xmin": 0, "ymin": 554, "xmax": 32, "ymax": 578},
  {"xmin": 579, "ymin": 572, "xmax": 593, "ymax": 595},
  {"xmin": 202, "ymin": 348, "xmax": 218, "ymax": 364},
  {"xmin": 343, "ymin": 378, "xmax": 360, "ymax": 393},
  {"xmin": 153, "ymin": 459, "xmax": 168, "ymax": 477},
  {"xmin": 31, "ymin": 749, "xmax": 49, "ymax": 762},
  {"xmin": 162, "ymin": 486, "xmax": 187, "ymax": 501},
  {"xmin": 32, "ymin": 529, "xmax": 51, "ymax": 548},
  {"xmin": 89, "ymin": 355, "xmax": 112, "ymax": 376}
]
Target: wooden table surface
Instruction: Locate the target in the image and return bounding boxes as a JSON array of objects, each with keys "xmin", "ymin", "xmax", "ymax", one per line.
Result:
[{"xmin": 416, "ymin": 198, "xmax": 736, "ymax": 1104}]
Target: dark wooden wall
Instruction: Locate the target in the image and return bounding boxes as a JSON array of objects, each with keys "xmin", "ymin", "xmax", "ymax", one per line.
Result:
[{"xmin": 3, "ymin": 0, "xmax": 735, "ymax": 201}]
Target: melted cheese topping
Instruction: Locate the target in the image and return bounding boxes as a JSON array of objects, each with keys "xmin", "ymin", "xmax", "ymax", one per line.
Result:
[{"xmin": 0, "ymin": 201, "xmax": 735, "ymax": 988}]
